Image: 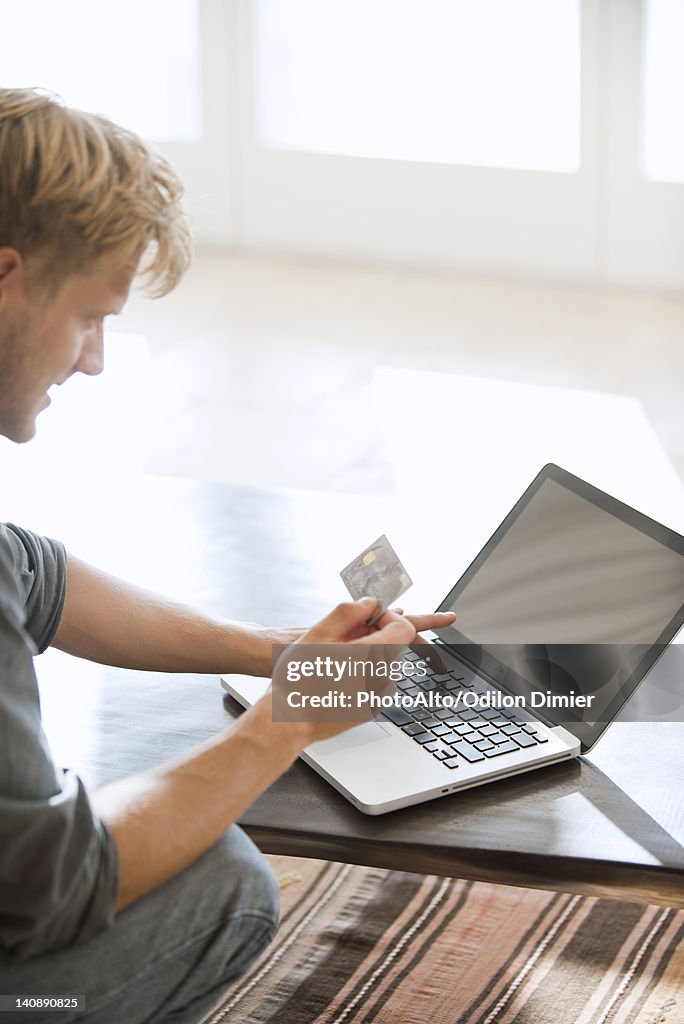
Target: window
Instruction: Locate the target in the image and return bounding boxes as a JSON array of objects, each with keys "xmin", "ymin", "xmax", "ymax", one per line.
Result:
[
  {"xmin": 641, "ymin": 0, "xmax": 684, "ymax": 183},
  {"xmin": 0, "ymin": 0, "xmax": 202, "ymax": 142},
  {"xmin": 255, "ymin": 0, "xmax": 581, "ymax": 173}
]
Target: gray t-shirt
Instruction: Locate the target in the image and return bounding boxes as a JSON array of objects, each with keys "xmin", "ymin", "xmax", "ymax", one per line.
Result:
[{"xmin": 0, "ymin": 523, "xmax": 119, "ymax": 962}]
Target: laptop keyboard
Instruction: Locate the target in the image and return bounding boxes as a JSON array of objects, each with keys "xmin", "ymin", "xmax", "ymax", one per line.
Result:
[{"xmin": 380, "ymin": 650, "xmax": 549, "ymax": 770}]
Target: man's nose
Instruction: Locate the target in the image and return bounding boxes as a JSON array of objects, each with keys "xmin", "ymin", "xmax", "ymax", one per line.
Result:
[{"xmin": 76, "ymin": 326, "xmax": 105, "ymax": 377}]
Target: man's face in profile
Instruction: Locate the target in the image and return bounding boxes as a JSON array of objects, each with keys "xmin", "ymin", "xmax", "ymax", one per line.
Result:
[{"xmin": 0, "ymin": 253, "xmax": 133, "ymax": 444}]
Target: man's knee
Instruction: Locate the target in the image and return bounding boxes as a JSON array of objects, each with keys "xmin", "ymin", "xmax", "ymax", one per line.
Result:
[
  {"xmin": 207, "ymin": 825, "xmax": 280, "ymax": 934},
  {"xmin": 0, "ymin": 829, "xmax": 280, "ymax": 1024},
  {"xmin": 175, "ymin": 827, "xmax": 280, "ymax": 1002},
  {"xmin": 121, "ymin": 827, "xmax": 280, "ymax": 1020}
]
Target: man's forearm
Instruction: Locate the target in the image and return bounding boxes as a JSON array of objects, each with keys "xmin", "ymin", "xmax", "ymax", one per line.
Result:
[
  {"xmin": 92, "ymin": 694, "xmax": 306, "ymax": 911},
  {"xmin": 89, "ymin": 600, "xmax": 425, "ymax": 915},
  {"xmin": 53, "ymin": 554, "xmax": 273, "ymax": 676}
]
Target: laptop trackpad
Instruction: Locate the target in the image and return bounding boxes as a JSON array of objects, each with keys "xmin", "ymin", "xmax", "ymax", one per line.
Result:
[{"xmin": 309, "ymin": 721, "xmax": 392, "ymax": 757}]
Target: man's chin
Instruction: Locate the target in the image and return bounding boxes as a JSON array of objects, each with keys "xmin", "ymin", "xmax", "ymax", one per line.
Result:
[{"xmin": 0, "ymin": 415, "xmax": 39, "ymax": 444}]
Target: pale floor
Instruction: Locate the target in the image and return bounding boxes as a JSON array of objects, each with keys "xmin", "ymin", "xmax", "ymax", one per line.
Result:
[
  {"xmin": 111, "ymin": 252, "xmax": 684, "ymax": 496},
  {"xmin": 3, "ymin": 253, "xmax": 682, "ymax": 517}
]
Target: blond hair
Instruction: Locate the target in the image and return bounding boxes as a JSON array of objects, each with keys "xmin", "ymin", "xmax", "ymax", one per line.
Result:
[{"xmin": 0, "ymin": 88, "xmax": 192, "ymax": 296}]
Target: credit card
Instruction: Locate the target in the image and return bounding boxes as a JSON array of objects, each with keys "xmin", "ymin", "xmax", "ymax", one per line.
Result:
[{"xmin": 340, "ymin": 534, "xmax": 413, "ymax": 624}]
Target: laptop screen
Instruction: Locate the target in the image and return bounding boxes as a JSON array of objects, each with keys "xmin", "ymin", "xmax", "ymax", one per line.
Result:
[{"xmin": 435, "ymin": 464, "xmax": 684, "ymax": 751}]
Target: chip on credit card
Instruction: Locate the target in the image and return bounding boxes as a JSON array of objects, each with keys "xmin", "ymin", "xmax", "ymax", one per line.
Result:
[{"xmin": 340, "ymin": 534, "xmax": 413, "ymax": 624}]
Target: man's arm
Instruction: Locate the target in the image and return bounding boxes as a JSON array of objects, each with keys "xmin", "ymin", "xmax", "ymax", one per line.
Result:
[
  {"xmin": 55, "ymin": 555, "xmax": 456, "ymax": 915},
  {"xmin": 53, "ymin": 553, "xmax": 277, "ymax": 676},
  {"xmin": 92, "ymin": 693, "xmax": 305, "ymax": 912},
  {"xmin": 91, "ymin": 600, "xmax": 418, "ymax": 912},
  {"xmin": 52, "ymin": 554, "xmax": 453, "ymax": 677}
]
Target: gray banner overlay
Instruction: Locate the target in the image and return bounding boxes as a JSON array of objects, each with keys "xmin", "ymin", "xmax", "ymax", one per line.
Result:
[{"xmin": 271, "ymin": 642, "xmax": 684, "ymax": 725}]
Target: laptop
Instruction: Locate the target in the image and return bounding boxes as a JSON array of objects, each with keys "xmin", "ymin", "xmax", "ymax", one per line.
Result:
[{"xmin": 221, "ymin": 463, "xmax": 684, "ymax": 814}]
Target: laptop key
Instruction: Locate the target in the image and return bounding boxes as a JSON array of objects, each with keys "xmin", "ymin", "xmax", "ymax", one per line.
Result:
[
  {"xmin": 419, "ymin": 678, "xmax": 438, "ymax": 691},
  {"xmin": 458, "ymin": 709, "xmax": 478, "ymax": 722},
  {"xmin": 451, "ymin": 722, "xmax": 473, "ymax": 734},
  {"xmin": 431, "ymin": 723, "xmax": 453, "ymax": 737},
  {"xmin": 427, "ymin": 740, "xmax": 456, "ymax": 758},
  {"xmin": 402, "ymin": 722, "xmax": 427, "ymax": 736},
  {"xmin": 433, "ymin": 750, "xmax": 450, "ymax": 761},
  {"xmin": 422, "ymin": 717, "xmax": 442, "ymax": 730},
  {"xmin": 443, "ymin": 757, "xmax": 460, "ymax": 769},
  {"xmin": 451, "ymin": 741, "xmax": 486, "ymax": 763},
  {"xmin": 511, "ymin": 732, "xmax": 537, "ymax": 748},
  {"xmin": 524, "ymin": 727, "xmax": 548, "ymax": 743},
  {"xmin": 488, "ymin": 732, "xmax": 512, "ymax": 745},
  {"xmin": 413, "ymin": 732, "xmax": 435, "ymax": 745},
  {"xmin": 474, "ymin": 738, "xmax": 495, "ymax": 751},
  {"xmin": 434, "ymin": 708, "xmax": 453, "ymax": 720},
  {"xmin": 382, "ymin": 705, "xmax": 414, "ymax": 727},
  {"xmin": 482, "ymin": 740, "xmax": 520, "ymax": 757}
]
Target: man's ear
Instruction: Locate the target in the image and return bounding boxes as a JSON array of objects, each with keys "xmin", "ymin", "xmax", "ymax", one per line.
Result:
[{"xmin": 0, "ymin": 248, "xmax": 26, "ymax": 312}]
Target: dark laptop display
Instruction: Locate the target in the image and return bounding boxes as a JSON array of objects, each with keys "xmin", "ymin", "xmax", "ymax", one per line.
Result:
[{"xmin": 435, "ymin": 464, "xmax": 684, "ymax": 751}]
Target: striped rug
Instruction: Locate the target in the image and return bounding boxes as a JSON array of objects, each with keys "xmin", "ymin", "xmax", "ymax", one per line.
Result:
[{"xmin": 202, "ymin": 855, "xmax": 684, "ymax": 1024}]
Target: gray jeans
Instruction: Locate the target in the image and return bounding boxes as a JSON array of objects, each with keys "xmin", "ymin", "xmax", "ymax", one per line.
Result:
[{"xmin": 0, "ymin": 826, "xmax": 280, "ymax": 1024}]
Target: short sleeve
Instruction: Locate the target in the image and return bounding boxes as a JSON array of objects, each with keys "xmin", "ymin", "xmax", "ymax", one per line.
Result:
[
  {"xmin": 0, "ymin": 527, "xmax": 120, "ymax": 961},
  {"xmin": 0, "ymin": 523, "xmax": 67, "ymax": 653}
]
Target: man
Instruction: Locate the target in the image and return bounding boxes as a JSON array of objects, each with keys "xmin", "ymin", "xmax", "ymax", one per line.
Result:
[{"xmin": 0, "ymin": 89, "xmax": 455, "ymax": 1022}]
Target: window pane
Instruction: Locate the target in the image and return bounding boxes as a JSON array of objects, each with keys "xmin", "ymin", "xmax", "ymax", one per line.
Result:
[
  {"xmin": 642, "ymin": 0, "xmax": 684, "ymax": 183},
  {"xmin": 255, "ymin": 0, "xmax": 581, "ymax": 173},
  {"xmin": 0, "ymin": 0, "xmax": 201, "ymax": 142}
]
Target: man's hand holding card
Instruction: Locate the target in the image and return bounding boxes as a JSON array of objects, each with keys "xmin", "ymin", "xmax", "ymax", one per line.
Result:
[
  {"xmin": 257, "ymin": 534, "xmax": 455, "ymax": 687},
  {"xmin": 340, "ymin": 534, "xmax": 455, "ymax": 669}
]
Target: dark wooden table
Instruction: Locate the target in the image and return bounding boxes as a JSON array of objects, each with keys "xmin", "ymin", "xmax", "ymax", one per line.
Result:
[{"xmin": 34, "ymin": 476, "xmax": 684, "ymax": 909}]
